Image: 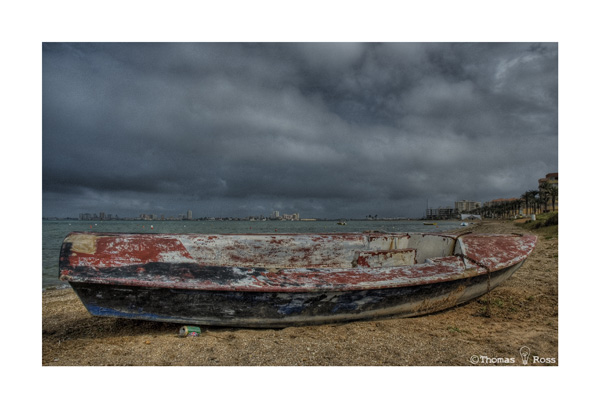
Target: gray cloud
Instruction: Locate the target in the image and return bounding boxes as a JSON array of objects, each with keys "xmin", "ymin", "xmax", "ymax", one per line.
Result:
[{"xmin": 43, "ymin": 43, "xmax": 558, "ymax": 218}]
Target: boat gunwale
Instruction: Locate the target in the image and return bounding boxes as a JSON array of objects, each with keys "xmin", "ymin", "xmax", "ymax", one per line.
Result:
[{"xmin": 59, "ymin": 232, "xmax": 537, "ymax": 293}]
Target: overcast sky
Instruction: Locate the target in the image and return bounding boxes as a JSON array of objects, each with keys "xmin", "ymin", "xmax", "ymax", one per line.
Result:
[{"xmin": 42, "ymin": 43, "xmax": 558, "ymax": 219}]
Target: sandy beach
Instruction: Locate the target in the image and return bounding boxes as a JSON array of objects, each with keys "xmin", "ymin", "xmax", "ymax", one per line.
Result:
[{"xmin": 42, "ymin": 220, "xmax": 558, "ymax": 366}]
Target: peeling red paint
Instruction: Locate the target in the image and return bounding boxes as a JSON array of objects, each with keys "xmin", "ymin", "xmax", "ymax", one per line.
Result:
[
  {"xmin": 457, "ymin": 234, "xmax": 537, "ymax": 270},
  {"xmin": 60, "ymin": 232, "xmax": 537, "ymax": 294},
  {"xmin": 65, "ymin": 233, "xmax": 195, "ymax": 267}
]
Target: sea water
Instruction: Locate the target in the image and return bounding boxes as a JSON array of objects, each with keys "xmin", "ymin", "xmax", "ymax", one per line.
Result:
[{"xmin": 42, "ymin": 219, "xmax": 465, "ymax": 289}]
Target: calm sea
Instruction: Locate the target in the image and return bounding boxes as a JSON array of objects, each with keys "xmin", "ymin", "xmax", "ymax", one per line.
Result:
[{"xmin": 42, "ymin": 219, "xmax": 465, "ymax": 289}]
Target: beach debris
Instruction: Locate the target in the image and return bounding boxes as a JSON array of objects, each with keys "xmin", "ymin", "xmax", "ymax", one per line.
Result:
[{"xmin": 179, "ymin": 326, "xmax": 202, "ymax": 337}]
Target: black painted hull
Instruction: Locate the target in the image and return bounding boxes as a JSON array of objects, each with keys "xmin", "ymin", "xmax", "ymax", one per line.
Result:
[{"xmin": 69, "ymin": 260, "xmax": 523, "ymax": 327}]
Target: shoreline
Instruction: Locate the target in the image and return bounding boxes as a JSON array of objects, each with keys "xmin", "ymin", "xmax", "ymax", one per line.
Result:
[{"xmin": 42, "ymin": 220, "xmax": 558, "ymax": 366}]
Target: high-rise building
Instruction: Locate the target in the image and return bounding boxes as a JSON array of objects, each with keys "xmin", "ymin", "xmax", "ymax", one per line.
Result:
[
  {"xmin": 187, "ymin": 210, "xmax": 192, "ymax": 220},
  {"xmin": 455, "ymin": 200, "xmax": 481, "ymax": 213},
  {"xmin": 428, "ymin": 207, "xmax": 454, "ymax": 219},
  {"xmin": 538, "ymin": 172, "xmax": 558, "ymax": 190},
  {"xmin": 538, "ymin": 172, "xmax": 558, "ymax": 212}
]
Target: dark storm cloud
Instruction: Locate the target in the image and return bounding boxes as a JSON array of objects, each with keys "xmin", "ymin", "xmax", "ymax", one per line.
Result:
[{"xmin": 42, "ymin": 43, "xmax": 558, "ymax": 218}]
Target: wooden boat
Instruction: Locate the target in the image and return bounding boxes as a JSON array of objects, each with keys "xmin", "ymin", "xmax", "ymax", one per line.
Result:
[{"xmin": 59, "ymin": 231, "xmax": 536, "ymax": 328}]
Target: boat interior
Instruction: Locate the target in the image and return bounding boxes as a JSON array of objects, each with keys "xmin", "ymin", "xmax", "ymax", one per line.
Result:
[{"xmin": 184, "ymin": 233, "xmax": 459, "ymax": 269}]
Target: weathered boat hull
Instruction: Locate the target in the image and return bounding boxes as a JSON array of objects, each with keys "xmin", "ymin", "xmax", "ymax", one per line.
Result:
[
  {"xmin": 59, "ymin": 231, "xmax": 536, "ymax": 327},
  {"xmin": 67, "ymin": 260, "xmax": 523, "ymax": 327}
]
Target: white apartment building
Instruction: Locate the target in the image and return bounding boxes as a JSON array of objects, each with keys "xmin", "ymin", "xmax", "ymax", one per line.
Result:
[{"xmin": 455, "ymin": 200, "xmax": 481, "ymax": 213}]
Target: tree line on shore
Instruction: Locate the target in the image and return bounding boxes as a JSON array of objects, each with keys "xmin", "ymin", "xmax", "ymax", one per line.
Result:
[{"xmin": 473, "ymin": 182, "xmax": 558, "ymax": 219}]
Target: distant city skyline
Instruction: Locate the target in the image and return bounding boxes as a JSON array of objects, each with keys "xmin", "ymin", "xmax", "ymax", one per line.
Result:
[
  {"xmin": 51, "ymin": 174, "xmax": 556, "ymax": 221},
  {"xmin": 49, "ymin": 188, "xmax": 546, "ymax": 221},
  {"xmin": 43, "ymin": 43, "xmax": 558, "ymax": 219},
  {"xmin": 45, "ymin": 174, "xmax": 557, "ymax": 220}
]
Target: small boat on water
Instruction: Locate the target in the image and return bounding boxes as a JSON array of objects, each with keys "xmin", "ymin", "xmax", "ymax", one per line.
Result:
[
  {"xmin": 59, "ymin": 231, "xmax": 536, "ymax": 327},
  {"xmin": 423, "ymin": 222, "xmax": 437, "ymax": 225}
]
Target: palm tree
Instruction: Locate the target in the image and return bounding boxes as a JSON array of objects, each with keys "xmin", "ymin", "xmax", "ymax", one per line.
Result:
[
  {"xmin": 521, "ymin": 192, "xmax": 530, "ymax": 215},
  {"xmin": 548, "ymin": 186, "xmax": 558, "ymax": 212},
  {"xmin": 540, "ymin": 190, "xmax": 548, "ymax": 212},
  {"xmin": 492, "ymin": 203, "xmax": 500, "ymax": 219},
  {"xmin": 535, "ymin": 196, "xmax": 544, "ymax": 215},
  {"xmin": 514, "ymin": 198, "xmax": 523, "ymax": 217},
  {"xmin": 539, "ymin": 182, "xmax": 548, "ymax": 211},
  {"xmin": 495, "ymin": 202, "xmax": 510, "ymax": 219},
  {"xmin": 526, "ymin": 190, "xmax": 539, "ymax": 215},
  {"xmin": 539, "ymin": 182, "xmax": 551, "ymax": 212},
  {"xmin": 522, "ymin": 190, "xmax": 537, "ymax": 215}
]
